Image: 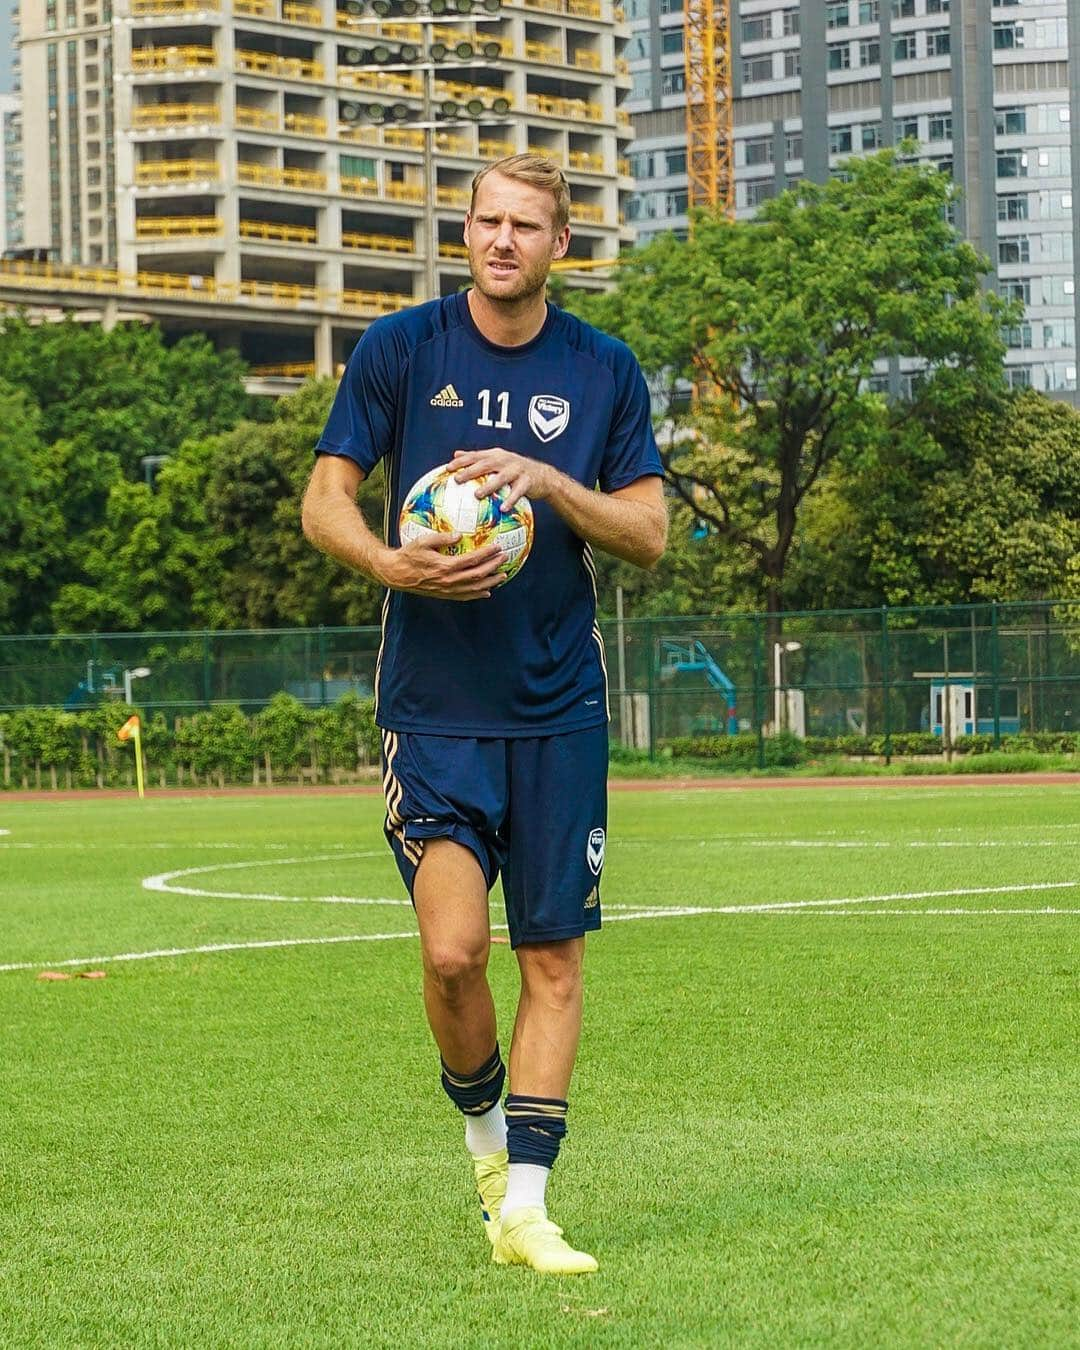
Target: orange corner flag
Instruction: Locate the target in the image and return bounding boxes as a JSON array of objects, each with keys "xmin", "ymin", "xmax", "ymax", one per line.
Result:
[{"xmin": 117, "ymin": 715, "xmax": 141, "ymax": 742}]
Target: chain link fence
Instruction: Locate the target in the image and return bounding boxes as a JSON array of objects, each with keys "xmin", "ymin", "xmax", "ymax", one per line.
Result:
[{"xmin": 2, "ymin": 601, "xmax": 1077, "ymax": 759}]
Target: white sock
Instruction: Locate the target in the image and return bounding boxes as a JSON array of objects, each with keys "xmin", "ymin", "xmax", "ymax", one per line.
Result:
[
  {"xmin": 502, "ymin": 1163, "xmax": 550, "ymax": 1218},
  {"xmin": 464, "ymin": 1103, "xmax": 507, "ymax": 1159}
]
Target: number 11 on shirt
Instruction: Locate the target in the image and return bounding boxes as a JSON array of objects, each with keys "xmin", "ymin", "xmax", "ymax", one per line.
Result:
[{"xmin": 477, "ymin": 389, "xmax": 513, "ymax": 430}]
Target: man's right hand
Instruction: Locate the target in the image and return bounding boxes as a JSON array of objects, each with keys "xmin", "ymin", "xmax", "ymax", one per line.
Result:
[{"xmin": 377, "ymin": 534, "xmax": 506, "ymax": 601}]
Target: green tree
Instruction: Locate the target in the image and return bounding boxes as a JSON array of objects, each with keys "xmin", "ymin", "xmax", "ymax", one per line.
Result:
[
  {"xmin": 802, "ymin": 389, "xmax": 1080, "ymax": 607},
  {"xmin": 572, "ymin": 151, "xmax": 1013, "ymax": 626},
  {"xmin": 0, "ymin": 316, "xmax": 256, "ymax": 631},
  {"xmin": 0, "ymin": 382, "xmax": 62, "ymax": 634}
]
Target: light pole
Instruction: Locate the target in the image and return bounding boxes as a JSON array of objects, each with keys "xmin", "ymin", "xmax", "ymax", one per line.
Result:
[
  {"xmin": 341, "ymin": 2, "xmax": 507, "ymax": 302},
  {"xmin": 124, "ymin": 666, "xmax": 151, "ymax": 706},
  {"xmin": 772, "ymin": 641, "xmax": 801, "ymax": 734}
]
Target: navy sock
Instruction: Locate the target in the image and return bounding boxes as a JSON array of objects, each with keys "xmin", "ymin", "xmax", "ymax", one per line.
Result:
[
  {"xmin": 440, "ymin": 1043, "xmax": 506, "ymax": 1117},
  {"xmin": 505, "ymin": 1094, "xmax": 568, "ymax": 1169}
]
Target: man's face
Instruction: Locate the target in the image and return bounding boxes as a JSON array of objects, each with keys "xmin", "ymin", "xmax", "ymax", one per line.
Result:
[{"xmin": 464, "ymin": 172, "xmax": 571, "ymax": 304}]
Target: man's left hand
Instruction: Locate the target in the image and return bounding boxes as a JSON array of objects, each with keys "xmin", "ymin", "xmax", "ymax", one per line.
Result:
[{"xmin": 452, "ymin": 449, "xmax": 560, "ymax": 511}]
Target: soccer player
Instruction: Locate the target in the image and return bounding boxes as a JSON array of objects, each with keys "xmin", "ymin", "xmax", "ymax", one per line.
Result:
[{"xmin": 302, "ymin": 154, "xmax": 666, "ymax": 1275}]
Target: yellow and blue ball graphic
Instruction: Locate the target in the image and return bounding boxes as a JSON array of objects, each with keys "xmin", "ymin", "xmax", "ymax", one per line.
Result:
[{"xmin": 399, "ymin": 463, "xmax": 534, "ymax": 583}]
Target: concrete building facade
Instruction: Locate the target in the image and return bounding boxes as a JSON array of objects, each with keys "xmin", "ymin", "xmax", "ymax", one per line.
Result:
[
  {"xmin": 625, "ymin": 0, "xmax": 1078, "ymax": 400},
  {"xmin": 12, "ymin": 0, "xmax": 633, "ymax": 377}
]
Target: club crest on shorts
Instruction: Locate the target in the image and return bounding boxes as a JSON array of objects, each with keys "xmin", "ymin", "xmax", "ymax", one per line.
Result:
[
  {"xmin": 528, "ymin": 395, "xmax": 570, "ymax": 443},
  {"xmin": 586, "ymin": 827, "xmax": 605, "ymax": 876}
]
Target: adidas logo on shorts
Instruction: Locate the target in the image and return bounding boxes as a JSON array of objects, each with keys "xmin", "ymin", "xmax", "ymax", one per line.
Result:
[{"xmin": 430, "ymin": 383, "xmax": 464, "ymax": 408}]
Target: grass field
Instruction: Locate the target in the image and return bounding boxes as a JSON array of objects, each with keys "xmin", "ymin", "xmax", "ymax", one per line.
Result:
[{"xmin": 2, "ymin": 785, "xmax": 1078, "ymax": 1348}]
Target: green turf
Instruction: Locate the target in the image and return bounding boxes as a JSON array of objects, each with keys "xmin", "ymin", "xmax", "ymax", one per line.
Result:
[{"xmin": 1, "ymin": 787, "xmax": 1078, "ymax": 1348}]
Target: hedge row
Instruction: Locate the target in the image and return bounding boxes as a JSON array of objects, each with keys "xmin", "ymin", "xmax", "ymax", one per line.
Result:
[
  {"xmin": 0, "ymin": 692, "xmax": 380, "ymax": 790},
  {"xmin": 660, "ymin": 730, "xmax": 1080, "ymax": 764}
]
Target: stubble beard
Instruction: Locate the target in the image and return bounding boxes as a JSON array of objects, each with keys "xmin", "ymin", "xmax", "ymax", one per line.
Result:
[{"xmin": 469, "ymin": 250, "xmax": 552, "ymax": 305}]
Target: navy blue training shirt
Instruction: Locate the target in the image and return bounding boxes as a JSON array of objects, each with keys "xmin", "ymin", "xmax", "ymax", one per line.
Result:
[{"xmin": 315, "ymin": 290, "xmax": 663, "ymax": 737}]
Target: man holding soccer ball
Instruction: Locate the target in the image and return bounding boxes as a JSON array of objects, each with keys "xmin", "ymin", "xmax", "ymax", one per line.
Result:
[{"xmin": 303, "ymin": 155, "xmax": 666, "ymax": 1275}]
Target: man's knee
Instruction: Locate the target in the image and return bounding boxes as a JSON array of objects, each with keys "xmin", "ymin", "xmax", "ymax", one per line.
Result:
[
  {"xmin": 423, "ymin": 940, "xmax": 489, "ymax": 999},
  {"xmin": 518, "ymin": 940, "xmax": 584, "ymax": 1007}
]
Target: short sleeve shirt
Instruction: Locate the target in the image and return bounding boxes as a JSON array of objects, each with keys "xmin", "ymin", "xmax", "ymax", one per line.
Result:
[{"xmin": 315, "ymin": 291, "xmax": 663, "ymax": 736}]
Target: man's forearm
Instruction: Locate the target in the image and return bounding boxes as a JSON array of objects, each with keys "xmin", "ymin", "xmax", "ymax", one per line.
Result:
[
  {"xmin": 545, "ymin": 473, "xmax": 667, "ymax": 568},
  {"xmin": 301, "ymin": 476, "xmax": 390, "ymax": 584}
]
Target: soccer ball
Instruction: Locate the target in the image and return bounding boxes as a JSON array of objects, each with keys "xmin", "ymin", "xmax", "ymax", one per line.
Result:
[{"xmin": 399, "ymin": 462, "xmax": 534, "ymax": 583}]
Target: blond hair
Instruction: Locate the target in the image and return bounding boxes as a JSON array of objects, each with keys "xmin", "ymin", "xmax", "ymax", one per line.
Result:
[{"xmin": 470, "ymin": 154, "xmax": 571, "ymax": 233}]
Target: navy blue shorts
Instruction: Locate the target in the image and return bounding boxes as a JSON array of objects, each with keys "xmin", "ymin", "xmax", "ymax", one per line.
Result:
[{"xmin": 380, "ymin": 725, "xmax": 608, "ymax": 948}]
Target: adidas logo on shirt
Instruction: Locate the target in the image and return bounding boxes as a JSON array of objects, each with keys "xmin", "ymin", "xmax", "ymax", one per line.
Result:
[{"xmin": 430, "ymin": 384, "xmax": 464, "ymax": 408}]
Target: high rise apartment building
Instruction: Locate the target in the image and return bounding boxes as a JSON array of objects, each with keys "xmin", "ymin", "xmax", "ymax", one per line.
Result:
[
  {"xmin": 1, "ymin": 93, "xmax": 23, "ymax": 250},
  {"xmin": 13, "ymin": 0, "xmax": 633, "ymax": 373},
  {"xmin": 626, "ymin": 0, "xmax": 1079, "ymax": 401}
]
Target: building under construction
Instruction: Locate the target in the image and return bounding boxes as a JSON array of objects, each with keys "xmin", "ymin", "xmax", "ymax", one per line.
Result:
[{"xmin": 9, "ymin": 0, "xmax": 634, "ymax": 386}]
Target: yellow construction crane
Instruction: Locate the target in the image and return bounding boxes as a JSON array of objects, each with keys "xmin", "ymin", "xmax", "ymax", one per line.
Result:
[{"xmin": 684, "ymin": 0, "xmax": 734, "ymax": 216}]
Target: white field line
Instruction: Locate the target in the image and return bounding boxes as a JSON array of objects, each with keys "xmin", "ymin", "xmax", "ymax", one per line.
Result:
[
  {"xmin": 4, "ymin": 880, "xmax": 1077, "ymax": 976},
  {"xmin": 141, "ymin": 852, "xmax": 406, "ymax": 906}
]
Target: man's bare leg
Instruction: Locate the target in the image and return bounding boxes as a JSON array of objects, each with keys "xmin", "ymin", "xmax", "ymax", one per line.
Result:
[
  {"xmin": 413, "ymin": 838, "xmax": 496, "ymax": 1071},
  {"xmin": 493, "ymin": 936, "xmax": 597, "ymax": 1272},
  {"xmin": 414, "ymin": 838, "xmax": 508, "ymax": 1243},
  {"xmin": 502, "ymin": 939, "xmax": 585, "ymax": 1214},
  {"xmin": 508, "ymin": 938, "xmax": 584, "ymax": 1101}
]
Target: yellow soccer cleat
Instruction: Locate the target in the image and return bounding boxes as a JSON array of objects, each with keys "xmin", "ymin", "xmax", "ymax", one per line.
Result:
[
  {"xmin": 473, "ymin": 1148, "xmax": 508, "ymax": 1246},
  {"xmin": 492, "ymin": 1207, "xmax": 598, "ymax": 1275}
]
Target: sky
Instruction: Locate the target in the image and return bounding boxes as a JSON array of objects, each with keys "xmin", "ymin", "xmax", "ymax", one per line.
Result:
[{"xmin": 0, "ymin": 13, "xmax": 14, "ymax": 95}]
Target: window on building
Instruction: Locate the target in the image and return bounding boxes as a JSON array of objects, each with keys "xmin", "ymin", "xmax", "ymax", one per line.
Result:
[
  {"xmin": 827, "ymin": 2, "xmax": 849, "ymax": 29},
  {"xmin": 665, "ymin": 188, "xmax": 688, "ymax": 215},
  {"xmin": 782, "ymin": 9, "xmax": 800, "ymax": 36},
  {"xmin": 926, "ymin": 0, "xmax": 949, "ymax": 11},
  {"xmin": 891, "ymin": 0, "xmax": 914, "ymax": 16},
  {"xmin": 744, "ymin": 135, "xmax": 773, "ymax": 166},
  {"xmin": 994, "ymin": 106, "xmax": 1026, "ymax": 136},
  {"xmin": 828, "ymin": 43, "xmax": 852, "ymax": 70},
  {"xmin": 928, "ymin": 114, "xmax": 952, "ymax": 141},
  {"xmin": 1005, "ymin": 323, "xmax": 1032, "ymax": 349},
  {"xmin": 927, "ymin": 29, "xmax": 950, "ymax": 56},
  {"xmin": 894, "ymin": 116, "xmax": 919, "ymax": 143},
  {"xmin": 999, "ymin": 277, "xmax": 1030, "ymax": 304},
  {"xmin": 658, "ymin": 0, "xmax": 682, "ymax": 13},
  {"xmin": 858, "ymin": 0, "xmax": 879, "ymax": 21},
  {"xmin": 660, "ymin": 69, "xmax": 685, "ymax": 95},
  {"xmin": 993, "ymin": 21, "xmax": 1023, "ymax": 49},
  {"xmin": 628, "ymin": 151, "xmax": 653, "ymax": 178},
  {"xmin": 829, "ymin": 126, "xmax": 853, "ymax": 154},
  {"xmin": 861, "ymin": 123, "xmax": 882, "ymax": 150},
  {"xmin": 785, "ymin": 132, "xmax": 803, "ymax": 160},
  {"xmin": 859, "ymin": 39, "xmax": 880, "ymax": 65},
  {"xmin": 783, "ymin": 49, "xmax": 801, "ymax": 77},
  {"xmin": 996, "ymin": 150, "xmax": 1027, "ymax": 178},
  {"xmin": 893, "ymin": 33, "xmax": 916, "ymax": 61},
  {"xmin": 1042, "ymin": 320, "xmax": 1075, "ymax": 349},
  {"xmin": 998, "ymin": 235, "xmax": 1030, "ymax": 264},
  {"xmin": 743, "ymin": 55, "xmax": 774, "ymax": 84},
  {"xmin": 660, "ymin": 28, "xmax": 683, "ymax": 54},
  {"xmin": 742, "ymin": 15, "xmax": 769, "ymax": 43},
  {"xmin": 1004, "ymin": 366, "xmax": 1032, "ymax": 389},
  {"xmin": 745, "ymin": 178, "xmax": 777, "ymax": 208},
  {"xmin": 665, "ymin": 149, "xmax": 686, "ymax": 175},
  {"xmin": 997, "ymin": 193, "xmax": 1029, "ymax": 221}
]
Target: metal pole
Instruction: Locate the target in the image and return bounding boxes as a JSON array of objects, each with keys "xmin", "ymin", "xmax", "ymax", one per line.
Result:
[
  {"xmin": 616, "ymin": 585, "xmax": 629, "ymax": 746},
  {"xmin": 773, "ymin": 640, "xmax": 782, "ymax": 734},
  {"xmin": 645, "ymin": 617, "xmax": 655, "ymax": 759},
  {"xmin": 423, "ymin": 64, "xmax": 438, "ymax": 301},
  {"xmin": 754, "ymin": 616, "xmax": 766, "ymax": 770},
  {"xmin": 991, "ymin": 601, "xmax": 1001, "ymax": 748},
  {"xmin": 124, "ymin": 669, "xmax": 133, "ymax": 705},
  {"xmin": 881, "ymin": 606, "xmax": 892, "ymax": 765}
]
